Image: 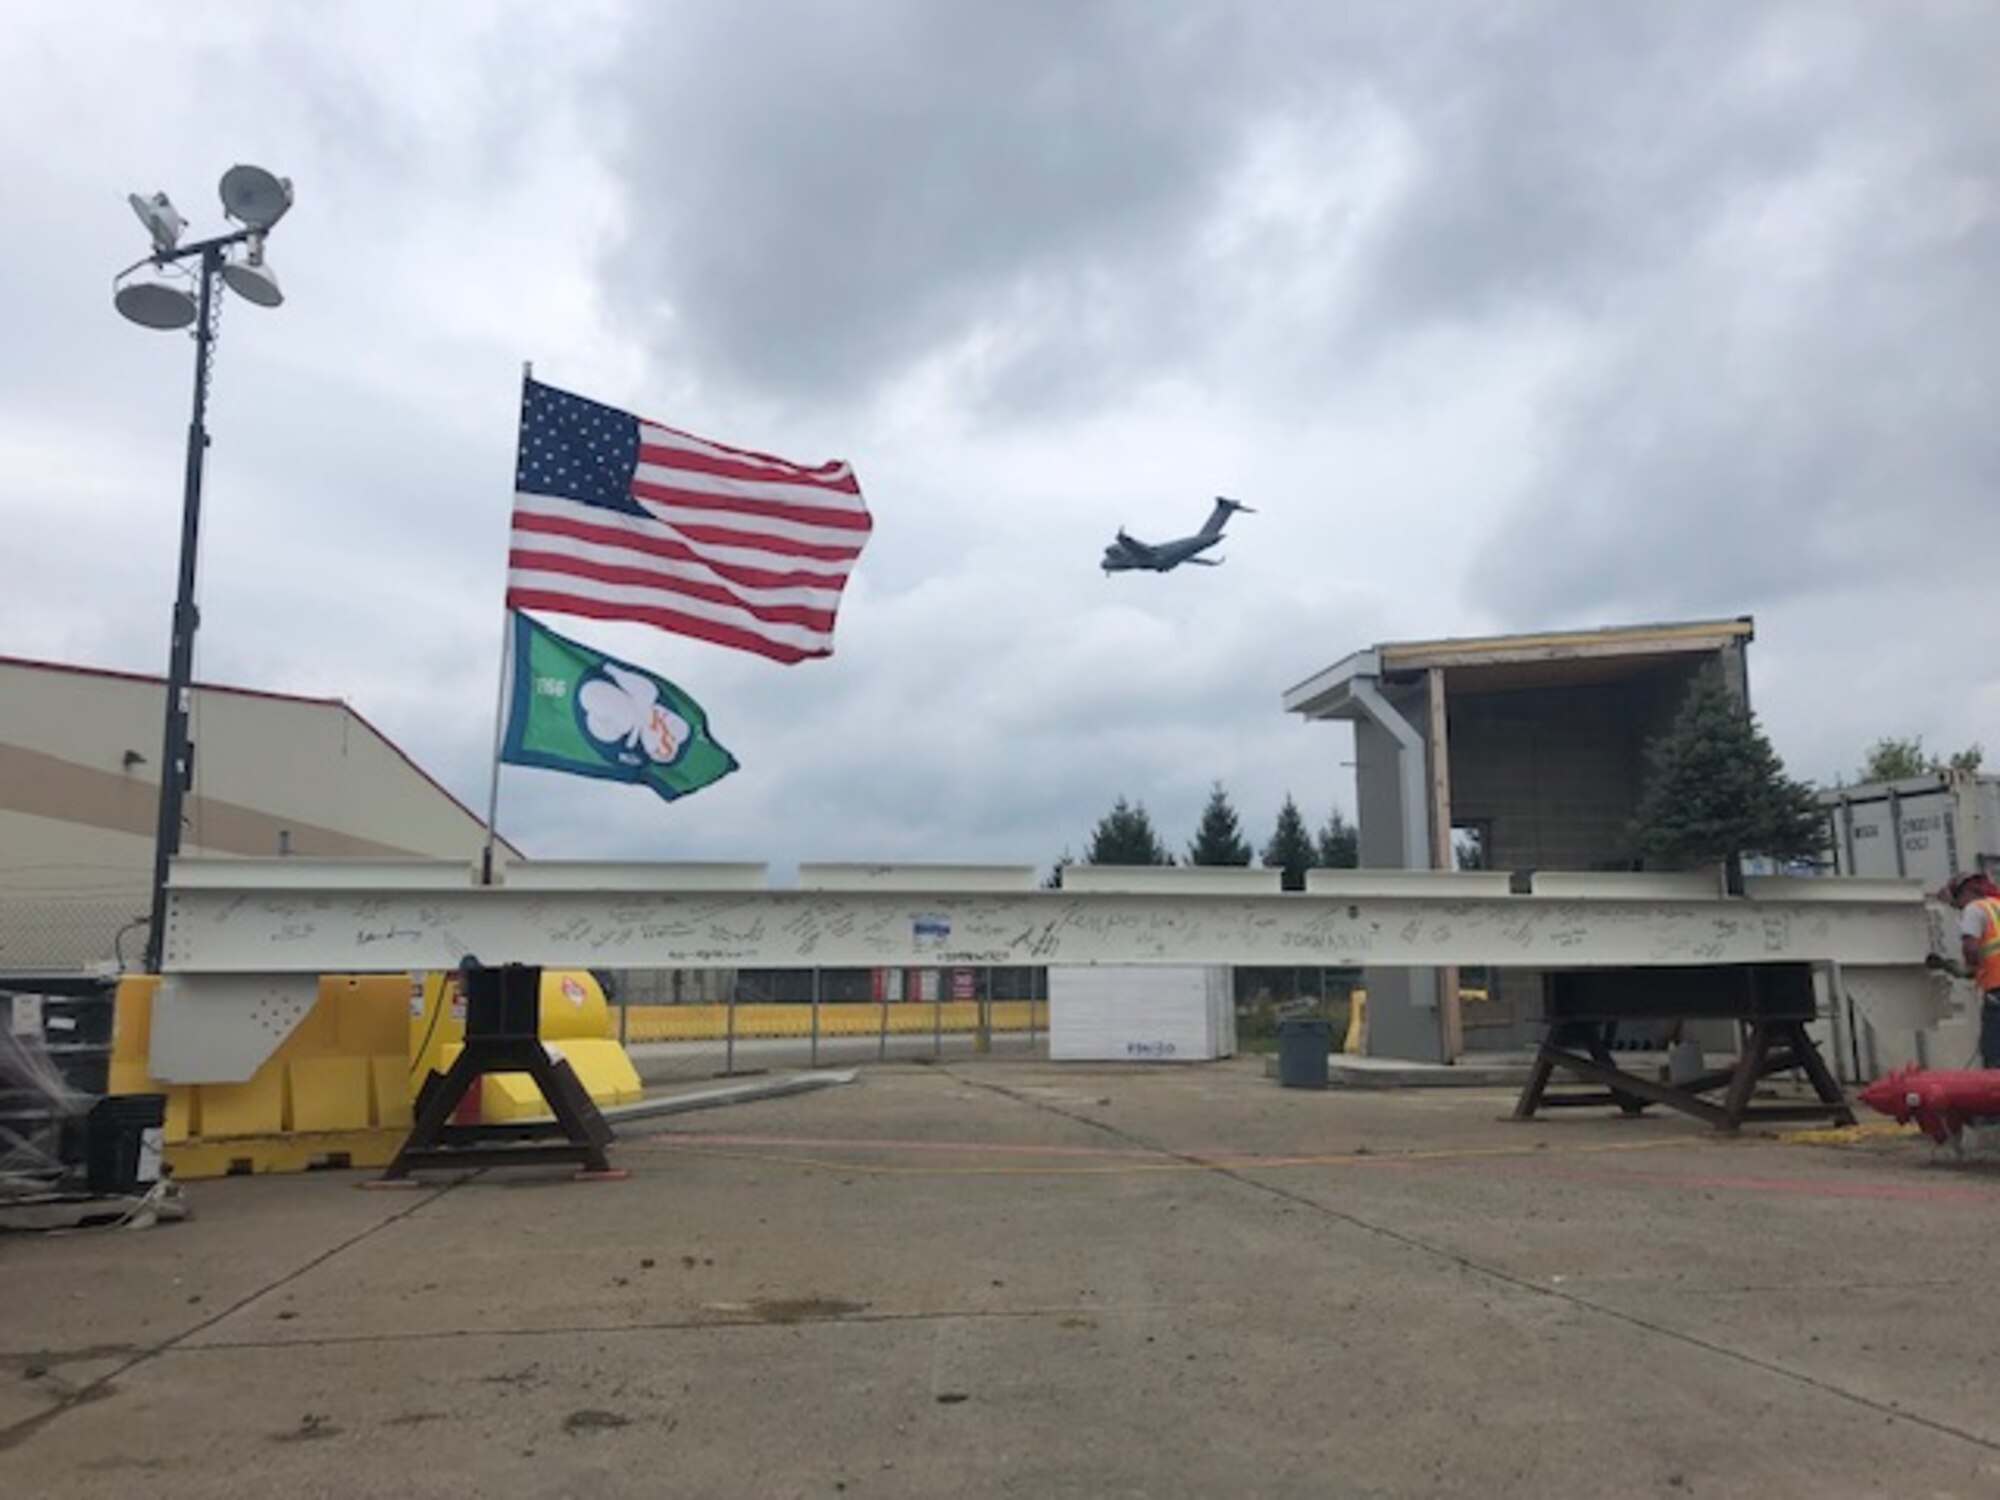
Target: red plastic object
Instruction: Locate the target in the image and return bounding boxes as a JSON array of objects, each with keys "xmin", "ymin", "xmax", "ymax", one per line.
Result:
[{"xmin": 1857, "ymin": 1066, "xmax": 2000, "ymax": 1143}]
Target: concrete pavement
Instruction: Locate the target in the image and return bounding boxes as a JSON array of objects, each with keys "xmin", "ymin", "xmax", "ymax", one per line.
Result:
[{"xmin": 4, "ymin": 1056, "xmax": 1999, "ymax": 1498}]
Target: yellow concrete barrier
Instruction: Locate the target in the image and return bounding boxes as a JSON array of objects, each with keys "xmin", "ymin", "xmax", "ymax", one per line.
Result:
[
  {"xmin": 110, "ymin": 969, "xmax": 644, "ymax": 1176},
  {"xmin": 112, "ymin": 974, "xmax": 413, "ymax": 1179}
]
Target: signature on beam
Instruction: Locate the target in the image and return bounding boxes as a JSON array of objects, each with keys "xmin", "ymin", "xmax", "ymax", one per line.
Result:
[{"xmin": 357, "ymin": 928, "xmax": 422, "ymax": 946}]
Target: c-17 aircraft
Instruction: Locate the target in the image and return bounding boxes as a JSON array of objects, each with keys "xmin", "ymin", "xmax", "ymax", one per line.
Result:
[{"xmin": 1101, "ymin": 497, "xmax": 1255, "ymax": 573}]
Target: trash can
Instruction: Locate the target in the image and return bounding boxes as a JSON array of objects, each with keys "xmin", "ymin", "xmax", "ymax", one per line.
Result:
[{"xmin": 1276, "ymin": 1018, "xmax": 1332, "ymax": 1089}]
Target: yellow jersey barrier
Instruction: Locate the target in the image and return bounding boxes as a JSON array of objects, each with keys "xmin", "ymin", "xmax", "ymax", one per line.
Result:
[
  {"xmin": 111, "ymin": 969, "xmax": 643, "ymax": 1178},
  {"xmin": 112, "ymin": 974, "xmax": 413, "ymax": 1179}
]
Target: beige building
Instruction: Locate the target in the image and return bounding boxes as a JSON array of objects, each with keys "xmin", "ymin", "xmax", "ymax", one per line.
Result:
[{"xmin": 0, "ymin": 655, "xmax": 514, "ymax": 970}]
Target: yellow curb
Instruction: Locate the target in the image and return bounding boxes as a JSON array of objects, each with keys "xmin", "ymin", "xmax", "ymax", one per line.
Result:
[{"xmin": 1775, "ymin": 1121, "xmax": 1918, "ymax": 1147}]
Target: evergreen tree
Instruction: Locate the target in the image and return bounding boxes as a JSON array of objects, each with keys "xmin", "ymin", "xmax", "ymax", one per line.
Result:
[
  {"xmin": 1634, "ymin": 670, "xmax": 1824, "ymax": 882},
  {"xmin": 1187, "ymin": 783, "xmax": 1253, "ymax": 865},
  {"xmin": 1043, "ymin": 851, "xmax": 1072, "ymax": 889},
  {"xmin": 1316, "ymin": 807, "xmax": 1360, "ymax": 869},
  {"xmin": 1261, "ymin": 793, "xmax": 1317, "ymax": 891},
  {"xmin": 1084, "ymin": 797, "xmax": 1174, "ymax": 866}
]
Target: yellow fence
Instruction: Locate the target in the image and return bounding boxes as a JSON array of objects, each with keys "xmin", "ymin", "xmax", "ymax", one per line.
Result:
[{"xmin": 623, "ymin": 1000, "xmax": 1048, "ymax": 1043}]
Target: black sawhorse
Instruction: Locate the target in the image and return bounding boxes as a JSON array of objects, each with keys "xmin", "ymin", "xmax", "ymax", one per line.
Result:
[{"xmin": 376, "ymin": 961, "xmax": 620, "ymax": 1183}]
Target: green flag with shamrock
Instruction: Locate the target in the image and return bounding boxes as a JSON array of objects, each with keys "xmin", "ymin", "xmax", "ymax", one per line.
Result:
[{"xmin": 500, "ymin": 612, "xmax": 739, "ymax": 802}]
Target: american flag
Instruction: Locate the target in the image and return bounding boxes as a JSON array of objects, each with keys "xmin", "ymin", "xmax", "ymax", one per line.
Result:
[{"xmin": 507, "ymin": 379, "xmax": 872, "ymax": 664}]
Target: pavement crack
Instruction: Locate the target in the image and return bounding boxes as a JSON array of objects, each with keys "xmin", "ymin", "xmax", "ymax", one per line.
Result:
[{"xmin": 0, "ymin": 1172, "xmax": 472, "ymax": 1454}]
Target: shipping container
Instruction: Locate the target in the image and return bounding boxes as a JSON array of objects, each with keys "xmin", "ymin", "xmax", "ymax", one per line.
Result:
[
  {"xmin": 1818, "ymin": 772, "xmax": 1999, "ymax": 1077},
  {"xmin": 1821, "ymin": 770, "xmax": 2000, "ymax": 888}
]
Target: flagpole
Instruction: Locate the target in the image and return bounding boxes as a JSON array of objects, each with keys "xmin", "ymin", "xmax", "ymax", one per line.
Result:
[
  {"xmin": 479, "ymin": 609, "xmax": 511, "ymax": 887},
  {"xmin": 480, "ymin": 360, "xmax": 532, "ymax": 886}
]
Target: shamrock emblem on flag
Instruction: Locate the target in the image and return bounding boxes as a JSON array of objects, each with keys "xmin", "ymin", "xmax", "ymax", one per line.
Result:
[{"xmin": 577, "ymin": 664, "xmax": 690, "ymax": 767}]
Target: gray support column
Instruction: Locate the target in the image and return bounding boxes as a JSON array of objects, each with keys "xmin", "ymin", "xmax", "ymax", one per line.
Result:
[
  {"xmin": 1351, "ymin": 675, "xmax": 1432, "ymax": 875},
  {"xmin": 1349, "ymin": 674, "xmax": 1444, "ymax": 1061}
]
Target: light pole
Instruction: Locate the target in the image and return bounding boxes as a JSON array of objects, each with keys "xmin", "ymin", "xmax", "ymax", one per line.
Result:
[{"xmin": 115, "ymin": 165, "xmax": 293, "ymax": 973}]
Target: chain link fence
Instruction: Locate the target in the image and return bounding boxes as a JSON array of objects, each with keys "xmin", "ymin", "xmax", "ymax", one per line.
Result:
[
  {"xmin": 606, "ymin": 966, "xmax": 1050, "ymax": 1082},
  {"xmin": 0, "ymin": 895, "xmax": 150, "ymax": 974}
]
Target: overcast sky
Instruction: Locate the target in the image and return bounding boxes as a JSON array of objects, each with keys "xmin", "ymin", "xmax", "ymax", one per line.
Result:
[{"xmin": 3, "ymin": 2, "xmax": 1994, "ymax": 875}]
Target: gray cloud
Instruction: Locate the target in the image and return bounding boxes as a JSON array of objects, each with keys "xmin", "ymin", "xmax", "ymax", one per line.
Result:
[
  {"xmin": 597, "ymin": 1, "xmax": 1276, "ymax": 414},
  {"xmin": 1455, "ymin": 4, "xmax": 2000, "ymax": 622}
]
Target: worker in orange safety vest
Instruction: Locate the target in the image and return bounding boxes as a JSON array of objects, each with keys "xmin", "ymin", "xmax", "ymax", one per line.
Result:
[{"xmin": 1946, "ymin": 871, "xmax": 2000, "ymax": 1068}]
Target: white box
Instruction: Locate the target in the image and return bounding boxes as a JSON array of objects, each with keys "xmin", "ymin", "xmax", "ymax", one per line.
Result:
[{"xmin": 1048, "ymin": 967, "xmax": 1236, "ymax": 1062}]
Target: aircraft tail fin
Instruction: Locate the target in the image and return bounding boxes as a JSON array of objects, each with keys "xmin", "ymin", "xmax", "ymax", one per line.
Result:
[{"xmin": 1198, "ymin": 496, "xmax": 1253, "ymax": 538}]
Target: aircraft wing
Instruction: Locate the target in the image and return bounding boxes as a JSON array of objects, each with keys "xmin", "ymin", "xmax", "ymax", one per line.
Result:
[{"xmin": 1108, "ymin": 531, "xmax": 1159, "ymax": 566}]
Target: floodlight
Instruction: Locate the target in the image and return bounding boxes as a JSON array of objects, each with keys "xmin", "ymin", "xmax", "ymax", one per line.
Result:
[
  {"xmin": 114, "ymin": 275, "xmax": 198, "ymax": 330},
  {"xmin": 116, "ymin": 163, "xmax": 297, "ymax": 975},
  {"xmin": 219, "ymin": 237, "xmax": 283, "ymax": 307},
  {"xmin": 127, "ymin": 191, "xmax": 186, "ymax": 255},
  {"xmin": 218, "ymin": 164, "xmax": 293, "ymax": 230}
]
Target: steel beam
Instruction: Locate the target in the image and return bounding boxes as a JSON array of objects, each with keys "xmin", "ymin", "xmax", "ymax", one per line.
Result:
[
  {"xmin": 147, "ymin": 858, "xmax": 1941, "ymax": 1084},
  {"xmin": 161, "ymin": 859, "xmax": 1931, "ymax": 973}
]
